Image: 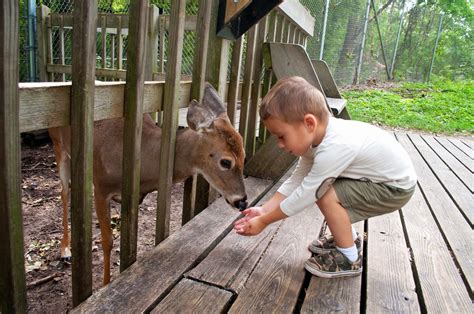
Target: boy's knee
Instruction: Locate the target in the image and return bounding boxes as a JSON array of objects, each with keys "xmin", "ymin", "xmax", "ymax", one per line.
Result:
[{"xmin": 316, "ymin": 186, "xmax": 339, "ymax": 209}]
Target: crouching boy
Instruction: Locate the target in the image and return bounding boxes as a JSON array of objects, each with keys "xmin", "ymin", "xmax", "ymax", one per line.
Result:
[{"xmin": 234, "ymin": 76, "xmax": 417, "ymax": 278}]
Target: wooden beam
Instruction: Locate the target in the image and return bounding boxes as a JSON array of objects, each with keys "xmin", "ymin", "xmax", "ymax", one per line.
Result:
[
  {"xmin": 120, "ymin": 0, "xmax": 148, "ymax": 274},
  {"xmin": 18, "ymin": 81, "xmax": 193, "ymax": 133},
  {"xmin": 0, "ymin": 1, "xmax": 27, "ymax": 312},
  {"xmin": 70, "ymin": 0, "xmax": 97, "ymax": 305},
  {"xmin": 156, "ymin": 0, "xmax": 187, "ymax": 243}
]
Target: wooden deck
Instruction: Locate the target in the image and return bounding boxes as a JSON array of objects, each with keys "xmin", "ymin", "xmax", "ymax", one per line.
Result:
[{"xmin": 73, "ymin": 132, "xmax": 473, "ymax": 313}]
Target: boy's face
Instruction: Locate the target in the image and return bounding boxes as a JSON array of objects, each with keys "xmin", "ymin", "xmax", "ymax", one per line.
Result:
[{"xmin": 263, "ymin": 116, "xmax": 316, "ymax": 156}]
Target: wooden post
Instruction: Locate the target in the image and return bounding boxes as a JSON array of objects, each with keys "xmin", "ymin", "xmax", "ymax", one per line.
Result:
[
  {"xmin": 36, "ymin": 5, "xmax": 50, "ymax": 81},
  {"xmin": 120, "ymin": 0, "xmax": 148, "ymax": 273},
  {"xmin": 0, "ymin": 1, "xmax": 27, "ymax": 312},
  {"xmin": 183, "ymin": 0, "xmax": 213, "ymax": 223},
  {"xmin": 70, "ymin": 0, "xmax": 97, "ymax": 306},
  {"xmin": 156, "ymin": 0, "xmax": 186, "ymax": 243},
  {"xmin": 227, "ymin": 36, "xmax": 244, "ymax": 125},
  {"xmin": 145, "ymin": 5, "xmax": 159, "ymax": 81}
]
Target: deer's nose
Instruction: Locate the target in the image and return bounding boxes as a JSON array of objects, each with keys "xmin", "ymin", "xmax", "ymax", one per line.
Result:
[{"xmin": 235, "ymin": 195, "xmax": 248, "ymax": 211}]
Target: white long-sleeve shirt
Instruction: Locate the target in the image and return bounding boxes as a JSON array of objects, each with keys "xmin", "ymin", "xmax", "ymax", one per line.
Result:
[{"xmin": 278, "ymin": 117, "xmax": 417, "ymax": 216}]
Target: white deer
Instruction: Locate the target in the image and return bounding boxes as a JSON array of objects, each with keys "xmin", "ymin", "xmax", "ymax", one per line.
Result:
[{"xmin": 48, "ymin": 83, "xmax": 248, "ymax": 284}]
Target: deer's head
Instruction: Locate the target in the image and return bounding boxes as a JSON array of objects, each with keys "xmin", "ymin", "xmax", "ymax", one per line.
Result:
[{"xmin": 187, "ymin": 83, "xmax": 248, "ymax": 210}]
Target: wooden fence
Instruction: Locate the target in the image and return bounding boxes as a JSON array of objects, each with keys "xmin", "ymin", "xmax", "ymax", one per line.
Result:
[{"xmin": 1, "ymin": 0, "xmax": 314, "ymax": 311}]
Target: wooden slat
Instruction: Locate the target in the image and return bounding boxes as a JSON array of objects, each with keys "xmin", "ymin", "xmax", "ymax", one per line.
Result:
[
  {"xmin": 0, "ymin": 1, "xmax": 27, "ymax": 311},
  {"xmin": 186, "ymin": 169, "xmax": 291, "ymax": 291},
  {"xmin": 277, "ymin": 0, "xmax": 314, "ymax": 36},
  {"xmin": 72, "ymin": 177, "xmax": 270, "ymax": 313},
  {"xmin": 227, "ymin": 37, "xmax": 244, "ymax": 125},
  {"xmin": 420, "ymin": 134, "xmax": 473, "ymax": 192},
  {"xmin": 156, "ymin": 0, "xmax": 187, "ymax": 243},
  {"xmin": 151, "ymin": 278, "xmax": 233, "ymax": 313},
  {"xmin": 246, "ymin": 18, "xmax": 267, "ymax": 158},
  {"xmin": 401, "ymin": 186, "xmax": 473, "ymax": 311},
  {"xmin": 435, "ymin": 136, "xmax": 473, "ymax": 172},
  {"xmin": 301, "ymin": 222, "xmax": 364, "ymax": 313},
  {"xmin": 36, "ymin": 5, "xmax": 50, "ymax": 82},
  {"xmin": 119, "ymin": 0, "xmax": 148, "ymax": 273},
  {"xmin": 229, "ymin": 205, "xmax": 319, "ymax": 312},
  {"xmin": 447, "ymin": 137, "xmax": 473, "ymax": 158},
  {"xmin": 365, "ymin": 211, "xmax": 419, "ymax": 312},
  {"xmin": 182, "ymin": 0, "xmax": 213, "ymax": 222},
  {"xmin": 238, "ymin": 25, "xmax": 257, "ymax": 145},
  {"xmin": 397, "ymin": 132, "xmax": 474, "ymax": 294},
  {"xmin": 145, "ymin": 5, "xmax": 159, "ymax": 80},
  {"xmin": 70, "ymin": 0, "xmax": 97, "ymax": 306},
  {"xmin": 18, "ymin": 81, "xmax": 193, "ymax": 133},
  {"xmin": 410, "ymin": 134, "xmax": 473, "ymax": 225},
  {"xmin": 117, "ymin": 16, "xmax": 123, "ymax": 70}
]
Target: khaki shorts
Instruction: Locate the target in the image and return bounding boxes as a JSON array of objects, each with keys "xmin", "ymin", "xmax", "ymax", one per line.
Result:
[{"xmin": 333, "ymin": 178, "xmax": 416, "ymax": 223}]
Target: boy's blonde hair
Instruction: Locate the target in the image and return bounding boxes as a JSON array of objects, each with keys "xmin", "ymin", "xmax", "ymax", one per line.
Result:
[{"xmin": 259, "ymin": 76, "xmax": 329, "ymax": 124}]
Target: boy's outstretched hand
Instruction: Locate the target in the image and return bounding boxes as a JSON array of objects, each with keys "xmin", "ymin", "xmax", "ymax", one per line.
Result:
[{"xmin": 234, "ymin": 206, "xmax": 267, "ymax": 236}]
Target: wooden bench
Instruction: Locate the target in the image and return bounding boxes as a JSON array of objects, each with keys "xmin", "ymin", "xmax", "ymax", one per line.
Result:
[{"xmin": 262, "ymin": 42, "xmax": 350, "ymax": 120}]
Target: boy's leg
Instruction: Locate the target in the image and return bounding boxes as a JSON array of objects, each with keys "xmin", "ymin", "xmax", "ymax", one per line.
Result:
[{"xmin": 316, "ymin": 186, "xmax": 353, "ymax": 249}]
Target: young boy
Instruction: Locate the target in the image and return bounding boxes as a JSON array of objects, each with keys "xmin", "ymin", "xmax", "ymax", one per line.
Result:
[{"xmin": 234, "ymin": 76, "xmax": 417, "ymax": 278}]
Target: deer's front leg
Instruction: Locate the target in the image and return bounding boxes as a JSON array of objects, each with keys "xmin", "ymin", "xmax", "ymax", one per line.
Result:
[{"xmin": 94, "ymin": 190, "xmax": 113, "ymax": 285}]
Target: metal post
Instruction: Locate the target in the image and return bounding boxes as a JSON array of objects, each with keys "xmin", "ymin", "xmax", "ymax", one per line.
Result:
[
  {"xmin": 26, "ymin": 0, "xmax": 37, "ymax": 81},
  {"xmin": 427, "ymin": 13, "xmax": 444, "ymax": 82},
  {"xmin": 354, "ymin": 0, "xmax": 371, "ymax": 85},
  {"xmin": 389, "ymin": 0, "xmax": 405, "ymax": 79},
  {"xmin": 371, "ymin": 0, "xmax": 391, "ymax": 80},
  {"xmin": 319, "ymin": 0, "xmax": 330, "ymax": 60}
]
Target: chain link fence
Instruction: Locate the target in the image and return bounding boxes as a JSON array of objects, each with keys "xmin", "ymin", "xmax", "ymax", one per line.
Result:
[
  {"xmin": 20, "ymin": 0, "xmax": 469, "ymax": 84},
  {"xmin": 300, "ymin": 0, "xmax": 461, "ymax": 85}
]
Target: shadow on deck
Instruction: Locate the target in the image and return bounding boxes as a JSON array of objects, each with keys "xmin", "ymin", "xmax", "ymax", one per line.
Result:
[{"xmin": 73, "ymin": 132, "xmax": 473, "ymax": 313}]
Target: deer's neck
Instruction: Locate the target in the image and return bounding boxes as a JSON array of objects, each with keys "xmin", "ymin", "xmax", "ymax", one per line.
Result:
[{"xmin": 173, "ymin": 128, "xmax": 202, "ymax": 182}]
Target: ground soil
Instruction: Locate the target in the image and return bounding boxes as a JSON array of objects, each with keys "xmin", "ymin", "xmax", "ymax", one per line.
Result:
[{"xmin": 21, "ymin": 137, "xmax": 184, "ymax": 313}]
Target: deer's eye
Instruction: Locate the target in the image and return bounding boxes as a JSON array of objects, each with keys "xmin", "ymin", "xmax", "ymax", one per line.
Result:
[{"xmin": 220, "ymin": 159, "xmax": 232, "ymax": 170}]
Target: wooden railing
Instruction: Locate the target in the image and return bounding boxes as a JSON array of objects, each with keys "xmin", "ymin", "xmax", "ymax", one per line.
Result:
[{"xmin": 1, "ymin": 0, "xmax": 314, "ymax": 310}]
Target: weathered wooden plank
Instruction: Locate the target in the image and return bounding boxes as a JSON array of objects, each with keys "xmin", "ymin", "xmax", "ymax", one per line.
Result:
[
  {"xmin": 246, "ymin": 18, "xmax": 267, "ymax": 158},
  {"xmin": 447, "ymin": 137, "xmax": 473, "ymax": 158},
  {"xmin": 419, "ymin": 134, "xmax": 473, "ymax": 192},
  {"xmin": 435, "ymin": 136, "xmax": 473, "ymax": 171},
  {"xmin": 156, "ymin": 0, "xmax": 187, "ymax": 243},
  {"xmin": 18, "ymin": 81, "xmax": 193, "ymax": 132},
  {"xmin": 238, "ymin": 25, "xmax": 257, "ymax": 146},
  {"xmin": 151, "ymin": 278, "xmax": 233, "ymax": 313},
  {"xmin": 410, "ymin": 134, "xmax": 473, "ymax": 226},
  {"xmin": 301, "ymin": 222, "xmax": 364, "ymax": 313},
  {"xmin": 186, "ymin": 167, "xmax": 292, "ymax": 292},
  {"xmin": 276, "ymin": 0, "xmax": 314, "ymax": 36},
  {"xmin": 365, "ymin": 211, "xmax": 419, "ymax": 312},
  {"xmin": 72, "ymin": 177, "xmax": 270, "ymax": 313},
  {"xmin": 0, "ymin": 1, "xmax": 27, "ymax": 311},
  {"xmin": 36, "ymin": 5, "xmax": 50, "ymax": 82},
  {"xmin": 182, "ymin": 0, "xmax": 213, "ymax": 222},
  {"xmin": 401, "ymin": 186, "xmax": 473, "ymax": 311},
  {"xmin": 70, "ymin": 0, "xmax": 97, "ymax": 305},
  {"xmin": 227, "ymin": 37, "xmax": 244, "ymax": 125},
  {"xmin": 397, "ymin": 132, "xmax": 474, "ymax": 294},
  {"xmin": 229, "ymin": 205, "xmax": 320, "ymax": 313},
  {"xmin": 119, "ymin": 0, "xmax": 148, "ymax": 274},
  {"xmin": 145, "ymin": 5, "xmax": 159, "ymax": 80}
]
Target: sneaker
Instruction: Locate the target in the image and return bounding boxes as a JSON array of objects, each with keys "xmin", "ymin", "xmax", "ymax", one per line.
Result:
[
  {"xmin": 304, "ymin": 249, "xmax": 362, "ymax": 278},
  {"xmin": 308, "ymin": 233, "xmax": 362, "ymax": 255}
]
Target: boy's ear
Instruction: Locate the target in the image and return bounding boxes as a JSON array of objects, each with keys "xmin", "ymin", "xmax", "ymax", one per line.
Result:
[{"xmin": 303, "ymin": 114, "xmax": 318, "ymax": 132}]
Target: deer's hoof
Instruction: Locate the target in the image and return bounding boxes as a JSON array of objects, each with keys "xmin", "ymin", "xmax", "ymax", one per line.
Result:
[{"xmin": 61, "ymin": 248, "xmax": 72, "ymax": 263}]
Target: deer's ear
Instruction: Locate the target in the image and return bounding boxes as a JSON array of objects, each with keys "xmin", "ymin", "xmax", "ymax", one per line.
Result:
[
  {"xmin": 187, "ymin": 99, "xmax": 215, "ymax": 132},
  {"xmin": 202, "ymin": 83, "xmax": 226, "ymax": 118}
]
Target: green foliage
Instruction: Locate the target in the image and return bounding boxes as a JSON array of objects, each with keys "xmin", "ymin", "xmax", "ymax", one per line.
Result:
[{"xmin": 343, "ymin": 80, "xmax": 473, "ymax": 135}]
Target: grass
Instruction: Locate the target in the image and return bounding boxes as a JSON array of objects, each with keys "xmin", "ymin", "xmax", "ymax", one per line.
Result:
[{"xmin": 342, "ymin": 79, "xmax": 474, "ymax": 135}]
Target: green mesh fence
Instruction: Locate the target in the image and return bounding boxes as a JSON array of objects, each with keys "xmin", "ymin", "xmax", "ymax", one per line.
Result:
[{"xmin": 19, "ymin": 0, "xmax": 470, "ymax": 83}]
